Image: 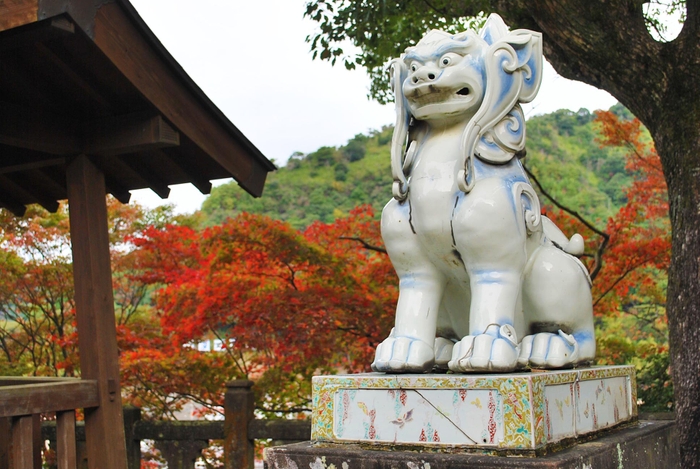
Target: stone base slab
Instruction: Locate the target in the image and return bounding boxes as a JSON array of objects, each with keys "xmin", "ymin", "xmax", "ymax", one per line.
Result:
[
  {"xmin": 311, "ymin": 366, "xmax": 636, "ymax": 454},
  {"xmin": 265, "ymin": 420, "xmax": 677, "ymax": 469}
]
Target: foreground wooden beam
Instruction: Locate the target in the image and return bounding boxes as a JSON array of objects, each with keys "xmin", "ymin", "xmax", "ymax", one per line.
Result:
[
  {"xmin": 0, "ymin": 379, "xmax": 98, "ymax": 416},
  {"xmin": 0, "ymin": 104, "xmax": 179, "ymax": 157},
  {"xmin": 66, "ymin": 155, "xmax": 127, "ymax": 469},
  {"xmin": 86, "ymin": 114, "xmax": 180, "ymax": 157}
]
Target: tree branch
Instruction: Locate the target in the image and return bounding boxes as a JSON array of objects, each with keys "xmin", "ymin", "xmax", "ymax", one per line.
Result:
[{"xmin": 339, "ymin": 236, "xmax": 387, "ymax": 254}]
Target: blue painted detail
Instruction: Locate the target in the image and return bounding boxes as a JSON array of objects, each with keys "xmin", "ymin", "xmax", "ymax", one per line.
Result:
[
  {"xmin": 478, "ymin": 137, "xmax": 500, "ymax": 151},
  {"xmin": 399, "ymin": 276, "xmax": 434, "ymax": 291},
  {"xmin": 573, "ymin": 330, "xmax": 594, "ymax": 344},
  {"xmin": 497, "ymin": 318, "xmax": 514, "ymax": 328},
  {"xmin": 514, "ymin": 44, "xmax": 530, "ymax": 65},
  {"xmin": 470, "ymin": 158, "xmax": 525, "ymax": 231},
  {"xmin": 404, "ymin": 43, "xmax": 483, "ymax": 67},
  {"xmin": 472, "ymin": 158, "xmax": 527, "ymax": 184},
  {"xmin": 433, "ymin": 41, "xmax": 473, "ymax": 59},
  {"xmin": 525, "ymin": 56, "xmax": 538, "ymax": 85},
  {"xmin": 472, "ymin": 273, "xmax": 506, "ymax": 285},
  {"xmin": 496, "ymin": 64, "xmax": 515, "ymax": 106}
]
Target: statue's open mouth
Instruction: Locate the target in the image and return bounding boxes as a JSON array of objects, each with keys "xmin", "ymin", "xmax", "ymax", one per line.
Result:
[{"xmin": 407, "ymin": 86, "xmax": 474, "ymax": 109}]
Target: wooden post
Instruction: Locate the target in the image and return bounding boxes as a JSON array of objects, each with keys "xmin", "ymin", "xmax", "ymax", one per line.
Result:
[
  {"xmin": 224, "ymin": 380, "xmax": 254, "ymax": 469},
  {"xmin": 56, "ymin": 411, "xmax": 77, "ymax": 469},
  {"xmin": 66, "ymin": 155, "xmax": 128, "ymax": 469},
  {"xmin": 0, "ymin": 417, "xmax": 10, "ymax": 469},
  {"xmin": 122, "ymin": 407, "xmax": 141, "ymax": 469},
  {"xmin": 10, "ymin": 415, "xmax": 41, "ymax": 469}
]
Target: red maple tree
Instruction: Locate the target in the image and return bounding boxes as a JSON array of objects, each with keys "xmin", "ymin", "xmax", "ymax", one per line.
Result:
[{"xmin": 123, "ymin": 206, "xmax": 395, "ymax": 416}]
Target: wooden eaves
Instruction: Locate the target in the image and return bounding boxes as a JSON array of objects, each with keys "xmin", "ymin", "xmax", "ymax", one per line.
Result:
[
  {"xmin": 0, "ymin": 1, "xmax": 275, "ymax": 468},
  {"xmin": 0, "ymin": 0, "xmax": 276, "ymax": 213}
]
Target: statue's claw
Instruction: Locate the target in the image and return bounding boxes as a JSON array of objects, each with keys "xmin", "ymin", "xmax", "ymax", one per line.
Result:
[
  {"xmin": 448, "ymin": 325, "xmax": 519, "ymax": 372},
  {"xmin": 434, "ymin": 337, "xmax": 455, "ymax": 370},
  {"xmin": 371, "ymin": 329, "xmax": 435, "ymax": 373},
  {"xmin": 517, "ymin": 330, "xmax": 579, "ymax": 369}
]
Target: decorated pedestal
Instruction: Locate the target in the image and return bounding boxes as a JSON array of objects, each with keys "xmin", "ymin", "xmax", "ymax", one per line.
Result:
[{"xmin": 311, "ymin": 366, "xmax": 637, "ymax": 456}]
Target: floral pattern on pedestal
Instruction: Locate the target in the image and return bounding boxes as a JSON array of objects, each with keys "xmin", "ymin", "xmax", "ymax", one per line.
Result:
[{"xmin": 311, "ymin": 366, "xmax": 637, "ymax": 452}]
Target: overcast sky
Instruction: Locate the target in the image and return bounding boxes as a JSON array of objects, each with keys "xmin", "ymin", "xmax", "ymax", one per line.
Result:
[{"xmin": 128, "ymin": 0, "xmax": 618, "ymax": 213}]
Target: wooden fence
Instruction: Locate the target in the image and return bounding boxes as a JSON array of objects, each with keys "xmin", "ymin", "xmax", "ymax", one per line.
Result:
[{"xmin": 36, "ymin": 380, "xmax": 309, "ymax": 469}]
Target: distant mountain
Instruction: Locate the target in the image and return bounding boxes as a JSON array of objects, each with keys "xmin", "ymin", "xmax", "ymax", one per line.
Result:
[{"xmin": 201, "ymin": 105, "xmax": 631, "ymax": 229}]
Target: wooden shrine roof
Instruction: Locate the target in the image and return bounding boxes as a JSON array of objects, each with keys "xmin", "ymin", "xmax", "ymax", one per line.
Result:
[{"xmin": 0, "ymin": 0, "xmax": 276, "ymax": 215}]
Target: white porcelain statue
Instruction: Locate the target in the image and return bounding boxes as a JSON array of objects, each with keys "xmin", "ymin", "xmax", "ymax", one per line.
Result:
[{"xmin": 372, "ymin": 14, "xmax": 596, "ymax": 374}]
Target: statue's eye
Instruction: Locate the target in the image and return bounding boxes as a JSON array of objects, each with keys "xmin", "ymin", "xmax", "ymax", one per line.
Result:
[
  {"xmin": 439, "ymin": 53, "xmax": 460, "ymax": 68},
  {"xmin": 410, "ymin": 63, "xmax": 418, "ymax": 72}
]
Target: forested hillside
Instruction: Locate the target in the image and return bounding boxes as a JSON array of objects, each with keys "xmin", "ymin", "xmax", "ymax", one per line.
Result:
[{"xmin": 202, "ymin": 105, "xmax": 633, "ymax": 228}]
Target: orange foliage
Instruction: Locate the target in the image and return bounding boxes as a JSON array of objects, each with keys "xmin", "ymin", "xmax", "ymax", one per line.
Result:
[
  {"xmin": 591, "ymin": 111, "xmax": 670, "ymax": 321},
  {"xmin": 122, "ymin": 206, "xmax": 395, "ymax": 416}
]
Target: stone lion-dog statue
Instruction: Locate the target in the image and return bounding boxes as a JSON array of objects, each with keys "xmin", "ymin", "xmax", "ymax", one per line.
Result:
[{"xmin": 372, "ymin": 14, "xmax": 596, "ymax": 373}]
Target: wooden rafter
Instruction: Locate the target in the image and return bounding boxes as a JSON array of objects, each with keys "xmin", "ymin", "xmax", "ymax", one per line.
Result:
[
  {"xmin": 105, "ymin": 156, "xmax": 171, "ymax": 199},
  {"xmin": 0, "ymin": 185, "xmax": 27, "ymax": 216},
  {"xmin": 0, "ymin": 174, "xmax": 59, "ymax": 212},
  {"xmin": 160, "ymin": 150, "xmax": 213, "ymax": 195}
]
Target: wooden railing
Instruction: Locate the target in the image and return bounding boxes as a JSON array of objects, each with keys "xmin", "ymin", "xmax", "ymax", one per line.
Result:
[
  {"xmin": 32, "ymin": 380, "xmax": 308, "ymax": 469},
  {"xmin": 0, "ymin": 377, "xmax": 99, "ymax": 469}
]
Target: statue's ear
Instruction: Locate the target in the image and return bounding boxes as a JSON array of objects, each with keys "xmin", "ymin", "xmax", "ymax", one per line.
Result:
[
  {"xmin": 461, "ymin": 15, "xmax": 543, "ymax": 168},
  {"xmin": 480, "ymin": 13, "xmax": 509, "ymax": 45},
  {"xmin": 503, "ymin": 29, "xmax": 543, "ymax": 103}
]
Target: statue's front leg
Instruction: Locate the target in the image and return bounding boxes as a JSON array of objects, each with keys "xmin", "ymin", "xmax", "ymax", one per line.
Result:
[
  {"xmin": 447, "ymin": 182, "xmax": 528, "ymax": 372},
  {"xmin": 372, "ymin": 200, "xmax": 445, "ymax": 373},
  {"xmin": 447, "ymin": 270, "xmax": 523, "ymax": 372},
  {"xmin": 372, "ymin": 269, "xmax": 445, "ymax": 372}
]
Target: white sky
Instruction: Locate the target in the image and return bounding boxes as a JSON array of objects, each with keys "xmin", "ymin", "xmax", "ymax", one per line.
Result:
[{"xmin": 128, "ymin": 0, "xmax": 617, "ymax": 214}]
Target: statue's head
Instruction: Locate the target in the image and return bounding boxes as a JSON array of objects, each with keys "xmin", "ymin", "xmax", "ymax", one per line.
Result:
[
  {"xmin": 401, "ymin": 30, "xmax": 486, "ymax": 121},
  {"xmin": 390, "ymin": 14, "xmax": 543, "ymax": 199}
]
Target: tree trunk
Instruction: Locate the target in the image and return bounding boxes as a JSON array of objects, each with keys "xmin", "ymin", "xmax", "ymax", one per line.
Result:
[{"xmin": 654, "ymin": 122, "xmax": 700, "ymax": 468}]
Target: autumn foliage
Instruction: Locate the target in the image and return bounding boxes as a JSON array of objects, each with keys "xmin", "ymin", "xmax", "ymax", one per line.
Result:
[
  {"xmin": 0, "ymin": 199, "xmax": 152, "ymax": 378},
  {"xmin": 120, "ymin": 205, "xmax": 395, "ymax": 416}
]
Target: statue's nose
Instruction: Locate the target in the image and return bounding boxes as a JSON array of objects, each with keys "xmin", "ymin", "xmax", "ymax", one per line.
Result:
[{"xmin": 411, "ymin": 66, "xmax": 438, "ymax": 84}]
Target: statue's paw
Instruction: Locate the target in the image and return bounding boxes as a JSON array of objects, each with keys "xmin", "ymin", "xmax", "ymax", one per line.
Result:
[
  {"xmin": 371, "ymin": 329, "xmax": 435, "ymax": 373},
  {"xmin": 434, "ymin": 337, "xmax": 455, "ymax": 370},
  {"xmin": 448, "ymin": 325, "xmax": 519, "ymax": 372},
  {"xmin": 517, "ymin": 331, "xmax": 579, "ymax": 369}
]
